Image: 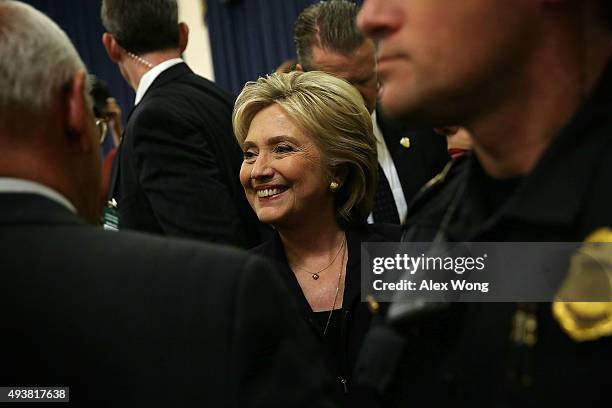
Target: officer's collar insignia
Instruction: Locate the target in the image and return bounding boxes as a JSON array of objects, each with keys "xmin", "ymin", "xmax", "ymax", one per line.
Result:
[
  {"xmin": 420, "ymin": 160, "xmax": 454, "ymax": 192},
  {"xmin": 552, "ymin": 227, "xmax": 612, "ymax": 342}
]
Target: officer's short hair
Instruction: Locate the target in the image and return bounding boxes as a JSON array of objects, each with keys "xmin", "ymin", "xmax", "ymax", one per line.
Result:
[
  {"xmin": 101, "ymin": 0, "xmax": 180, "ymax": 55},
  {"xmin": 0, "ymin": 1, "xmax": 86, "ymax": 131},
  {"xmin": 233, "ymin": 71, "xmax": 377, "ymax": 225},
  {"xmin": 294, "ymin": 0, "xmax": 365, "ymax": 71}
]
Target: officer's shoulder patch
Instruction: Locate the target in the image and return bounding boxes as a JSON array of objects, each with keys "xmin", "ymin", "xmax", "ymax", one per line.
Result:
[
  {"xmin": 421, "ymin": 160, "xmax": 455, "ymax": 192},
  {"xmin": 552, "ymin": 227, "xmax": 612, "ymax": 342}
]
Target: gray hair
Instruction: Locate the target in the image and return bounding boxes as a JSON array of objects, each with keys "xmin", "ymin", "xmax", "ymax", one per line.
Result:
[
  {"xmin": 0, "ymin": 1, "xmax": 86, "ymax": 123},
  {"xmin": 294, "ymin": 0, "xmax": 364, "ymax": 70}
]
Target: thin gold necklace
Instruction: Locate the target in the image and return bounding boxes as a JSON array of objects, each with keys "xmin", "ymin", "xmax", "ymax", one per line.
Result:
[
  {"xmin": 323, "ymin": 243, "xmax": 346, "ymax": 336},
  {"xmin": 294, "ymin": 236, "xmax": 346, "ymax": 280}
]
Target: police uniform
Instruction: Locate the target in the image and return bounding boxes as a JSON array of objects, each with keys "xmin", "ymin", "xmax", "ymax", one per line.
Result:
[{"xmin": 356, "ymin": 61, "xmax": 612, "ymax": 407}]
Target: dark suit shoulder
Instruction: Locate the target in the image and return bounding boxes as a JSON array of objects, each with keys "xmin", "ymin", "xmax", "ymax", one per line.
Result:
[
  {"xmin": 147, "ymin": 67, "xmax": 234, "ymax": 107},
  {"xmin": 67, "ymin": 230, "xmax": 250, "ymax": 298},
  {"xmin": 133, "ymin": 65, "xmax": 235, "ymax": 138},
  {"xmin": 105, "ymin": 228, "xmax": 249, "ymax": 266}
]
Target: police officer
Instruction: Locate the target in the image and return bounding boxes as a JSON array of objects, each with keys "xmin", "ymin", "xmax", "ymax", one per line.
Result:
[{"xmin": 355, "ymin": 0, "xmax": 612, "ymax": 406}]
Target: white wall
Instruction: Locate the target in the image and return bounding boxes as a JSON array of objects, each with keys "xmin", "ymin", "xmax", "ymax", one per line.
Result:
[{"xmin": 178, "ymin": 0, "xmax": 215, "ymax": 81}]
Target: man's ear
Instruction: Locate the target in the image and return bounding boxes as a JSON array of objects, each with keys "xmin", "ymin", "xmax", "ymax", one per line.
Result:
[
  {"xmin": 178, "ymin": 22, "xmax": 189, "ymax": 54},
  {"xmin": 295, "ymin": 63, "xmax": 304, "ymax": 72},
  {"xmin": 64, "ymin": 70, "xmax": 95, "ymax": 153},
  {"xmin": 102, "ymin": 33, "xmax": 123, "ymax": 63}
]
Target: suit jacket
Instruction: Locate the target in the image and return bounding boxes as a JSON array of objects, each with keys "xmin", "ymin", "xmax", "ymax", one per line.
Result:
[
  {"xmin": 0, "ymin": 193, "xmax": 335, "ymax": 407},
  {"xmin": 109, "ymin": 63, "xmax": 261, "ymax": 248},
  {"xmin": 376, "ymin": 108, "xmax": 450, "ymax": 211},
  {"xmin": 251, "ymin": 224, "xmax": 401, "ymax": 403}
]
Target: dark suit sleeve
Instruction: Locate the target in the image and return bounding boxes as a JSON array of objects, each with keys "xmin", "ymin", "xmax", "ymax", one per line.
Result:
[
  {"xmin": 229, "ymin": 255, "xmax": 338, "ymax": 408},
  {"xmin": 131, "ymin": 103, "xmax": 247, "ymax": 246}
]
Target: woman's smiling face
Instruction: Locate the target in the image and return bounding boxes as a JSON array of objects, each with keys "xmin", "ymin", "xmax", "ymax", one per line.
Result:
[{"xmin": 239, "ymin": 104, "xmax": 334, "ymax": 229}]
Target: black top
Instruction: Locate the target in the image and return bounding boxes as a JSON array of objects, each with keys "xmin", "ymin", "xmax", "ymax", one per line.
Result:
[
  {"xmin": 313, "ymin": 310, "xmax": 344, "ymax": 374},
  {"xmin": 359, "ymin": 60, "xmax": 612, "ymax": 407},
  {"xmin": 251, "ymin": 223, "xmax": 401, "ymax": 402}
]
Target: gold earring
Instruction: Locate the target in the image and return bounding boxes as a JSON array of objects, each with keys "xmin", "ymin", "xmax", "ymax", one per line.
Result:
[{"xmin": 329, "ymin": 181, "xmax": 339, "ymax": 192}]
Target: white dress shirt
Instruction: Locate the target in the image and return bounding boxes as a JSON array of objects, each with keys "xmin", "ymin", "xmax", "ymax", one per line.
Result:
[
  {"xmin": 368, "ymin": 111, "xmax": 408, "ymax": 224},
  {"xmin": 134, "ymin": 58, "xmax": 184, "ymax": 105}
]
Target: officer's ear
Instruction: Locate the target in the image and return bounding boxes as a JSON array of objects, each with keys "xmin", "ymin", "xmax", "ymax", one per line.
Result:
[{"xmin": 295, "ymin": 63, "xmax": 304, "ymax": 72}]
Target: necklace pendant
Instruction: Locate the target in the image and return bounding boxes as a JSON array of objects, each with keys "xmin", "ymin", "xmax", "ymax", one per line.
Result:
[{"xmin": 312, "ymin": 273, "xmax": 319, "ymax": 280}]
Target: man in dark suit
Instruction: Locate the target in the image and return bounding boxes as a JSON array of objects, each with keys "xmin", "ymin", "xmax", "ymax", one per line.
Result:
[
  {"xmin": 0, "ymin": 2, "xmax": 334, "ymax": 406},
  {"xmin": 294, "ymin": 0, "xmax": 449, "ymax": 225},
  {"xmin": 101, "ymin": 0, "xmax": 261, "ymax": 248}
]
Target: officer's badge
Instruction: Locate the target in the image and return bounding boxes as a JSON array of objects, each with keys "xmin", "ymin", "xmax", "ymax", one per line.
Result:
[
  {"xmin": 399, "ymin": 137, "xmax": 411, "ymax": 149},
  {"xmin": 552, "ymin": 228, "xmax": 612, "ymax": 342}
]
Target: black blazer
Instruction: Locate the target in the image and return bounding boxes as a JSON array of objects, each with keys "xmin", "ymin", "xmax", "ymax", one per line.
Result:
[
  {"xmin": 376, "ymin": 108, "xmax": 450, "ymax": 210},
  {"xmin": 109, "ymin": 63, "xmax": 261, "ymax": 248},
  {"xmin": 251, "ymin": 223, "xmax": 401, "ymax": 402},
  {"xmin": 0, "ymin": 193, "xmax": 334, "ymax": 407}
]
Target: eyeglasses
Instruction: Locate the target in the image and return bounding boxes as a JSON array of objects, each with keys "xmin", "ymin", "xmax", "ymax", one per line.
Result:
[{"xmin": 95, "ymin": 118, "xmax": 108, "ymax": 144}]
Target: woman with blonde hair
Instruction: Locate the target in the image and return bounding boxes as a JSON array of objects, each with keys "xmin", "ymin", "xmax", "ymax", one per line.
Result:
[{"xmin": 233, "ymin": 70, "xmax": 400, "ymax": 401}]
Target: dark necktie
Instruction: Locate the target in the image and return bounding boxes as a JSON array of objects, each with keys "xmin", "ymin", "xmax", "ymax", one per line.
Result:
[{"xmin": 372, "ymin": 164, "xmax": 400, "ymax": 224}]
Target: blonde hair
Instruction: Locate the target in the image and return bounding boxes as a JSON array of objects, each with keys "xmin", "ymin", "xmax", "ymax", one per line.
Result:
[{"xmin": 233, "ymin": 71, "xmax": 377, "ymax": 225}]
